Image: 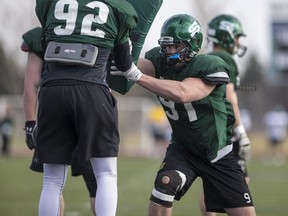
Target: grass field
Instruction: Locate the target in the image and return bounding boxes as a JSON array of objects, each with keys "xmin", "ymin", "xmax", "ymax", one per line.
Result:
[{"xmin": 0, "ymin": 155, "xmax": 287, "ymax": 216}]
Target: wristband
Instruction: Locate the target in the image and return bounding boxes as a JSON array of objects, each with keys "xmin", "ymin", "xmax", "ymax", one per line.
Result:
[{"xmin": 25, "ymin": 120, "xmax": 36, "ymax": 127}]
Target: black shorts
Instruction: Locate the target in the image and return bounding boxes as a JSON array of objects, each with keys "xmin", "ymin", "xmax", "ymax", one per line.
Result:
[
  {"xmin": 232, "ymin": 141, "xmax": 248, "ymax": 177},
  {"xmin": 158, "ymin": 144, "xmax": 254, "ymax": 213},
  {"xmin": 37, "ymin": 81, "xmax": 119, "ymax": 164}
]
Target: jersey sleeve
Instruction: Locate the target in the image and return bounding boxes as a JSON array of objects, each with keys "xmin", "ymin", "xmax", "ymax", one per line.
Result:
[
  {"xmin": 21, "ymin": 27, "xmax": 45, "ymax": 59},
  {"xmin": 191, "ymin": 55, "xmax": 230, "ymax": 85},
  {"xmin": 208, "ymin": 51, "xmax": 239, "ymax": 87},
  {"xmin": 106, "ymin": 0, "xmax": 138, "ymax": 45}
]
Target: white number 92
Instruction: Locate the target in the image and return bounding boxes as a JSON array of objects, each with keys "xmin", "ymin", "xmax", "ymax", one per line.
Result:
[{"xmin": 54, "ymin": 0, "xmax": 109, "ymax": 38}]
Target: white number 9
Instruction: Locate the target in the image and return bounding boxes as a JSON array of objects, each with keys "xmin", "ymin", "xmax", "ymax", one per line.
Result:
[
  {"xmin": 54, "ymin": 0, "xmax": 78, "ymax": 35},
  {"xmin": 244, "ymin": 193, "xmax": 251, "ymax": 203}
]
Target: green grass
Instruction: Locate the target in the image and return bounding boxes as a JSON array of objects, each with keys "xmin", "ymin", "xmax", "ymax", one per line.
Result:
[{"xmin": 0, "ymin": 157, "xmax": 287, "ymax": 216}]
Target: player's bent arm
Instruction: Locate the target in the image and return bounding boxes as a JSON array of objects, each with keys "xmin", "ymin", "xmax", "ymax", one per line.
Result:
[
  {"xmin": 226, "ymin": 82, "xmax": 251, "ymax": 159},
  {"xmin": 137, "ymin": 75, "xmax": 215, "ymax": 103},
  {"xmin": 226, "ymin": 83, "xmax": 242, "ymax": 127},
  {"xmin": 23, "ymin": 52, "xmax": 42, "ymax": 121}
]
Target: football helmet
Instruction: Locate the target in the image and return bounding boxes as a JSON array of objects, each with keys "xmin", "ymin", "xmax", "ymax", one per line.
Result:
[
  {"xmin": 158, "ymin": 14, "xmax": 203, "ymax": 68},
  {"xmin": 207, "ymin": 14, "xmax": 247, "ymax": 57}
]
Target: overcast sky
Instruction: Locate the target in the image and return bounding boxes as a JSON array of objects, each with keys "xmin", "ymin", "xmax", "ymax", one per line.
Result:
[{"xmin": 0, "ymin": 0, "xmax": 286, "ymax": 73}]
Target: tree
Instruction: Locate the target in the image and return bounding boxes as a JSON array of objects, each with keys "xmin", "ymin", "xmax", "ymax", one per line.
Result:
[{"xmin": 0, "ymin": 44, "xmax": 23, "ymax": 95}]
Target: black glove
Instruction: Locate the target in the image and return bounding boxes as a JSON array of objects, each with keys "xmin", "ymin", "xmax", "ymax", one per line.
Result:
[{"xmin": 24, "ymin": 121, "xmax": 37, "ymax": 150}]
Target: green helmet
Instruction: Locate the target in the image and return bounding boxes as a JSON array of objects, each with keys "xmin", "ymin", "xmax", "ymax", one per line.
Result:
[
  {"xmin": 158, "ymin": 14, "xmax": 203, "ymax": 68},
  {"xmin": 207, "ymin": 14, "xmax": 247, "ymax": 57}
]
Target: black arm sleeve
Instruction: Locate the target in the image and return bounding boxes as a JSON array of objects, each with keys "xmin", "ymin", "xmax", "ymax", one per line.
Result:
[{"xmin": 112, "ymin": 41, "xmax": 133, "ymax": 71}]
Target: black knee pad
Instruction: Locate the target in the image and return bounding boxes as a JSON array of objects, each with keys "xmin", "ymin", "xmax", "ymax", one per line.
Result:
[{"xmin": 150, "ymin": 170, "xmax": 186, "ymax": 208}]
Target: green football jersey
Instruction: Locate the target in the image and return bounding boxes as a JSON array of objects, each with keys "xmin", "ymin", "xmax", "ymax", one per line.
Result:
[
  {"xmin": 145, "ymin": 47, "xmax": 235, "ymax": 162},
  {"xmin": 208, "ymin": 51, "xmax": 240, "ymax": 89},
  {"xmin": 35, "ymin": 0, "xmax": 138, "ymax": 48}
]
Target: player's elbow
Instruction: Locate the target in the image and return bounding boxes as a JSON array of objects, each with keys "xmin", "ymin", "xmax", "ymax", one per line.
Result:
[{"xmin": 171, "ymin": 91, "xmax": 191, "ymax": 104}]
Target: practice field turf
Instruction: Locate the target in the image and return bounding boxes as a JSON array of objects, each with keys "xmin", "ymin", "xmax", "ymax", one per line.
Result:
[{"xmin": 0, "ymin": 157, "xmax": 287, "ymax": 216}]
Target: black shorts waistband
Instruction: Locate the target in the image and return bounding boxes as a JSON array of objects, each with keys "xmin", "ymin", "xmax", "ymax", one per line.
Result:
[{"xmin": 43, "ymin": 79, "xmax": 95, "ymax": 87}]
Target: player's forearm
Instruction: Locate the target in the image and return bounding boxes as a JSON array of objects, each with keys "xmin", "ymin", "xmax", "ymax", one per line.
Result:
[
  {"xmin": 137, "ymin": 74, "xmax": 183, "ymax": 102},
  {"xmin": 23, "ymin": 90, "xmax": 38, "ymax": 121},
  {"xmin": 137, "ymin": 75, "xmax": 213, "ymax": 103}
]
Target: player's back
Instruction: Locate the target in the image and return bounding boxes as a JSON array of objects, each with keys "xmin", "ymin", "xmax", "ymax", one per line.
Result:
[{"xmin": 35, "ymin": 0, "xmax": 138, "ymax": 48}]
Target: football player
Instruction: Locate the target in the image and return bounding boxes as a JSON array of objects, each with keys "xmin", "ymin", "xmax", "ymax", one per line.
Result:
[
  {"xmin": 112, "ymin": 14, "xmax": 257, "ymax": 216},
  {"xmin": 28, "ymin": 0, "xmax": 162, "ymax": 215},
  {"xmin": 22, "ymin": 26, "xmax": 97, "ymax": 216},
  {"xmin": 199, "ymin": 14, "xmax": 251, "ymax": 216}
]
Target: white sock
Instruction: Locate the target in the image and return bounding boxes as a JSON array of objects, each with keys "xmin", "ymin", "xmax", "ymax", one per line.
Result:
[
  {"xmin": 38, "ymin": 164, "xmax": 68, "ymax": 216},
  {"xmin": 90, "ymin": 157, "xmax": 117, "ymax": 216}
]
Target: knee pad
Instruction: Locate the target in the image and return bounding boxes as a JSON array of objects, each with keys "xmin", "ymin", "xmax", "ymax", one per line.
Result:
[{"xmin": 150, "ymin": 170, "xmax": 186, "ymax": 208}]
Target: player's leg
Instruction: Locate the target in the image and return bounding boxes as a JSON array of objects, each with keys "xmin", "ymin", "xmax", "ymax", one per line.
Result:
[
  {"xmin": 81, "ymin": 161, "xmax": 97, "ymax": 216},
  {"xmin": 90, "ymin": 157, "xmax": 117, "ymax": 216},
  {"xmin": 82, "ymin": 173, "xmax": 96, "ymax": 216},
  {"xmin": 75, "ymin": 85, "xmax": 119, "ymax": 215},
  {"xmin": 37, "ymin": 84, "xmax": 80, "ymax": 216},
  {"xmin": 71, "ymin": 149, "xmax": 97, "ymax": 215},
  {"xmin": 148, "ymin": 201, "xmax": 172, "ymax": 216},
  {"xmin": 225, "ymin": 206, "xmax": 256, "ymax": 216},
  {"xmin": 1, "ymin": 136, "xmax": 9, "ymax": 156},
  {"xmin": 59, "ymin": 194, "xmax": 64, "ymax": 216},
  {"xmin": 38, "ymin": 163, "xmax": 68, "ymax": 216},
  {"xmin": 199, "ymin": 142, "xmax": 249, "ymax": 216},
  {"xmin": 199, "ymin": 192, "xmax": 216, "ymax": 216},
  {"xmin": 30, "ymin": 151, "xmax": 65, "ymax": 216},
  {"xmin": 148, "ymin": 144, "xmax": 196, "ymax": 216},
  {"xmin": 149, "ymin": 170, "xmax": 186, "ymax": 216},
  {"xmin": 201, "ymin": 152, "xmax": 256, "ymax": 216}
]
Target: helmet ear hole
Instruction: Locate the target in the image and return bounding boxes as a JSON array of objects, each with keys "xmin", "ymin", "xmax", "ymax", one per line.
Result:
[{"xmin": 191, "ymin": 32, "xmax": 203, "ymax": 53}]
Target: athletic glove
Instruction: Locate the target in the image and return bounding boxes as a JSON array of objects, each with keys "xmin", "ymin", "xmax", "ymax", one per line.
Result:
[
  {"xmin": 110, "ymin": 62, "xmax": 143, "ymax": 82},
  {"xmin": 233, "ymin": 124, "xmax": 251, "ymax": 160},
  {"xmin": 24, "ymin": 121, "xmax": 37, "ymax": 150}
]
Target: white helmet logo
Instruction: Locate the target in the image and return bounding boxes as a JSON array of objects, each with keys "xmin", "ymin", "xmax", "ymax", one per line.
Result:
[{"xmin": 188, "ymin": 21, "xmax": 201, "ymax": 37}]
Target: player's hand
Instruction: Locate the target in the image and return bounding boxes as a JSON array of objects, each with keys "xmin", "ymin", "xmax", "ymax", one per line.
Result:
[
  {"xmin": 24, "ymin": 121, "xmax": 37, "ymax": 150},
  {"xmin": 238, "ymin": 132, "xmax": 251, "ymax": 160},
  {"xmin": 110, "ymin": 62, "xmax": 143, "ymax": 82},
  {"xmin": 234, "ymin": 125, "xmax": 251, "ymax": 160}
]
